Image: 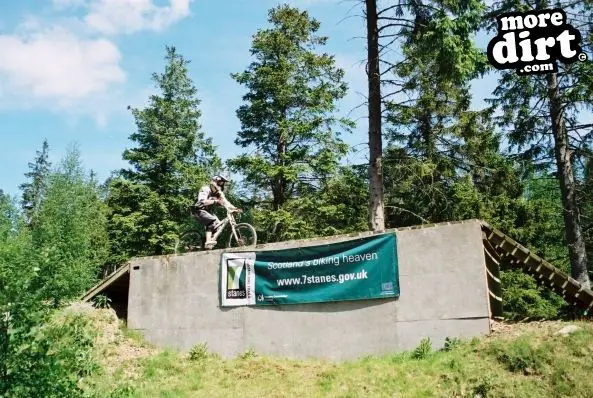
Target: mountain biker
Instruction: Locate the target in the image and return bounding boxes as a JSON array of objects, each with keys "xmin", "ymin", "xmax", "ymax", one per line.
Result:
[{"xmin": 191, "ymin": 175, "xmax": 240, "ymax": 248}]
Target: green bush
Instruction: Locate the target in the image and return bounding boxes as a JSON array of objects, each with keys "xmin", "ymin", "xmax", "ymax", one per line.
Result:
[
  {"xmin": 238, "ymin": 348, "xmax": 257, "ymax": 360},
  {"xmin": 188, "ymin": 343, "xmax": 210, "ymax": 361},
  {"xmin": 0, "ymin": 150, "xmax": 108, "ymax": 397},
  {"xmin": 442, "ymin": 337, "xmax": 463, "ymax": 352},
  {"xmin": 92, "ymin": 295, "xmax": 112, "ymax": 309},
  {"xmin": 412, "ymin": 337, "xmax": 432, "ymax": 359},
  {"xmin": 1, "ymin": 308, "xmax": 100, "ymax": 397},
  {"xmin": 500, "ymin": 270, "xmax": 566, "ymax": 320}
]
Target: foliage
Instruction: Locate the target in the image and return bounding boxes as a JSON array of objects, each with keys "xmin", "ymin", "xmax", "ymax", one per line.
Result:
[
  {"xmin": 19, "ymin": 139, "xmax": 51, "ymax": 228},
  {"xmin": 484, "ymin": 0, "xmax": 593, "ymax": 286},
  {"xmin": 582, "ymin": 159, "xmax": 593, "ymax": 278},
  {"xmin": 379, "ymin": 0, "xmax": 585, "ymax": 317},
  {"xmin": 92, "ymin": 295, "xmax": 112, "ymax": 309},
  {"xmin": 0, "ymin": 200, "xmax": 42, "ymax": 393},
  {"xmin": 412, "ymin": 337, "xmax": 432, "ymax": 359},
  {"xmin": 229, "ymin": 4, "xmax": 354, "ymax": 210},
  {"xmin": 238, "ymin": 348, "xmax": 257, "ymax": 360},
  {"xmin": 3, "ymin": 2, "xmax": 593, "ymax": 396},
  {"xmin": 500, "ymin": 269, "xmax": 566, "ymax": 320},
  {"xmin": 0, "ymin": 190, "xmax": 19, "ymax": 240},
  {"xmin": 251, "ymin": 166, "xmax": 368, "ymax": 243},
  {"xmin": 516, "ymin": 176, "xmax": 569, "ymax": 267},
  {"xmin": 443, "ymin": 337, "xmax": 462, "ymax": 352},
  {"xmin": 484, "ymin": 0, "xmax": 593, "ymax": 167},
  {"xmin": 0, "ymin": 194, "xmax": 101, "ymax": 397},
  {"xmin": 489, "ymin": 336, "xmax": 554, "ymax": 375},
  {"xmin": 2, "ymin": 309, "xmax": 99, "ymax": 398},
  {"xmin": 188, "ymin": 343, "xmax": 210, "ymax": 361},
  {"xmin": 106, "ymin": 46, "xmax": 221, "ymax": 261},
  {"xmin": 381, "ymin": 0, "xmax": 523, "ymax": 231},
  {"xmin": 493, "ymin": 175, "xmax": 571, "ymax": 319},
  {"xmin": 384, "ymin": 106, "xmax": 524, "ymax": 231},
  {"xmin": 32, "ymin": 145, "xmax": 109, "ymax": 306}
]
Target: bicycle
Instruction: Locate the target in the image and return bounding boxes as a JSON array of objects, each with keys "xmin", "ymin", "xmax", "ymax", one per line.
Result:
[{"xmin": 174, "ymin": 204, "xmax": 257, "ymax": 254}]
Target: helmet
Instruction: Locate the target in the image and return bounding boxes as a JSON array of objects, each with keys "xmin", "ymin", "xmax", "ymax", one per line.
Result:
[{"xmin": 211, "ymin": 175, "xmax": 229, "ymax": 191}]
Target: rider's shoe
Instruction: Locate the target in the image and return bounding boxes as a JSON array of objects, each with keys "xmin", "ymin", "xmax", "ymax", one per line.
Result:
[{"xmin": 205, "ymin": 239, "xmax": 217, "ymax": 248}]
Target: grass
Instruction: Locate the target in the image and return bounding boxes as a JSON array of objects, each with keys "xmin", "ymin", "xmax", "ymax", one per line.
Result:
[{"xmin": 80, "ymin": 317, "xmax": 593, "ymax": 398}]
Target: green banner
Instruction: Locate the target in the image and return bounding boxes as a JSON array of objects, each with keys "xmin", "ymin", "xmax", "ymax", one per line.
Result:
[{"xmin": 220, "ymin": 233, "xmax": 399, "ymax": 307}]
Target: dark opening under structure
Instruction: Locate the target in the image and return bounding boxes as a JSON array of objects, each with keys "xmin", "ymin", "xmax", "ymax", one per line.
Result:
[{"xmin": 81, "ymin": 264, "xmax": 130, "ymax": 319}]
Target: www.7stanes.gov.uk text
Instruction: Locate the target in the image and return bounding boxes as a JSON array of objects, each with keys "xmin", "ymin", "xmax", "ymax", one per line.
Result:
[{"xmin": 276, "ymin": 269, "xmax": 368, "ymax": 286}]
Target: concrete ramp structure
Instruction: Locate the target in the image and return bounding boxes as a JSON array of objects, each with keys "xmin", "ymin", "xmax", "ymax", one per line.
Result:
[{"xmin": 81, "ymin": 219, "xmax": 593, "ymax": 360}]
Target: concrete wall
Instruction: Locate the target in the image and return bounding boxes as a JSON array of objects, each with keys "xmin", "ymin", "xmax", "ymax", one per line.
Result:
[{"xmin": 127, "ymin": 219, "xmax": 491, "ymax": 360}]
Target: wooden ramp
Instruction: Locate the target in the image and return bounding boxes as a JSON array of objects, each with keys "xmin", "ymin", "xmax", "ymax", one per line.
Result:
[{"xmin": 481, "ymin": 220, "xmax": 593, "ymax": 313}]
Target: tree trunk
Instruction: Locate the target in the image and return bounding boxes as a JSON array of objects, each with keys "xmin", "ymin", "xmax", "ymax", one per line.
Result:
[
  {"xmin": 366, "ymin": 0, "xmax": 385, "ymax": 232},
  {"xmin": 273, "ymin": 136, "xmax": 287, "ymax": 211},
  {"xmin": 546, "ymin": 72, "xmax": 590, "ymax": 289}
]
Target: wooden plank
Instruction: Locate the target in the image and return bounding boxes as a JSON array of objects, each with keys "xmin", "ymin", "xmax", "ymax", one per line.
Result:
[
  {"xmin": 80, "ymin": 263, "xmax": 130, "ymax": 302},
  {"xmin": 481, "ymin": 222, "xmax": 593, "ymax": 313}
]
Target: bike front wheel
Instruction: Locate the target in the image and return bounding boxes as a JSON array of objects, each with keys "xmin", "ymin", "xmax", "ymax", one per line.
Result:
[
  {"xmin": 227, "ymin": 223, "xmax": 257, "ymax": 248},
  {"xmin": 175, "ymin": 229, "xmax": 205, "ymax": 254}
]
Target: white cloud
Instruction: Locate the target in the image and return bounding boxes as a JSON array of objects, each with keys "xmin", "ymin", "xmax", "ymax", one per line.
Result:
[
  {"xmin": 0, "ymin": 25, "xmax": 125, "ymax": 107},
  {"xmin": 82, "ymin": 0, "xmax": 191, "ymax": 35},
  {"xmin": 50, "ymin": 0, "xmax": 192, "ymax": 35},
  {"xmin": 0, "ymin": 0, "xmax": 191, "ymax": 122}
]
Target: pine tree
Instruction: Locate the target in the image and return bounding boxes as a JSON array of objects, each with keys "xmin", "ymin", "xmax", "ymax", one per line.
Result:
[
  {"xmin": 19, "ymin": 139, "xmax": 51, "ymax": 228},
  {"xmin": 363, "ymin": 0, "xmax": 488, "ymax": 231},
  {"xmin": 380, "ymin": 0, "xmax": 519, "ymax": 228},
  {"xmin": 365, "ymin": 0, "xmax": 385, "ymax": 232},
  {"xmin": 485, "ymin": 0, "xmax": 593, "ymax": 288},
  {"xmin": 32, "ymin": 145, "xmax": 109, "ymax": 306},
  {"xmin": 228, "ymin": 5, "xmax": 354, "ymax": 211},
  {"xmin": 106, "ymin": 46, "xmax": 220, "ymax": 260}
]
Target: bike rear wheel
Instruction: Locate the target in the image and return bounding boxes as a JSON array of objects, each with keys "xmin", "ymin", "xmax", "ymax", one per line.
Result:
[
  {"xmin": 227, "ymin": 223, "xmax": 257, "ymax": 248},
  {"xmin": 175, "ymin": 229, "xmax": 205, "ymax": 254}
]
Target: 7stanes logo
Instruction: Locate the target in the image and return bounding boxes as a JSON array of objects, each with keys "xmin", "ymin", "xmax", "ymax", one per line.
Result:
[{"xmin": 487, "ymin": 8, "xmax": 587, "ymax": 75}]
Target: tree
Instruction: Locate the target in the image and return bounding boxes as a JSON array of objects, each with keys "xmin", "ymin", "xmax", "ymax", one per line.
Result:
[
  {"xmin": 19, "ymin": 139, "xmax": 51, "ymax": 228},
  {"xmin": 0, "ymin": 190, "xmax": 18, "ymax": 241},
  {"xmin": 228, "ymin": 4, "xmax": 353, "ymax": 211},
  {"xmin": 251, "ymin": 165, "xmax": 368, "ymax": 243},
  {"xmin": 365, "ymin": 0, "xmax": 385, "ymax": 232},
  {"xmin": 106, "ymin": 46, "xmax": 220, "ymax": 260},
  {"xmin": 361, "ymin": 0, "xmax": 489, "ymax": 231},
  {"xmin": 377, "ymin": 0, "xmax": 520, "ymax": 229},
  {"xmin": 32, "ymin": 145, "xmax": 109, "ymax": 306},
  {"xmin": 485, "ymin": 0, "xmax": 593, "ymax": 288},
  {"xmin": 580, "ymin": 157, "xmax": 593, "ymax": 281}
]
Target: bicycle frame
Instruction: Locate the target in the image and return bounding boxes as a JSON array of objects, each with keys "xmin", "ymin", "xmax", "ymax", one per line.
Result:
[
  {"xmin": 210, "ymin": 191, "xmax": 242, "ymax": 243},
  {"xmin": 211, "ymin": 207, "xmax": 238, "ymax": 241}
]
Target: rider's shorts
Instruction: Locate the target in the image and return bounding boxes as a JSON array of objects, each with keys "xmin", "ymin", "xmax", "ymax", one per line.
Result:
[{"xmin": 193, "ymin": 208, "xmax": 219, "ymax": 232}]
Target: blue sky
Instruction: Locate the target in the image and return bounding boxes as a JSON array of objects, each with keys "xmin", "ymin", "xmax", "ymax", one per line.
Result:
[{"xmin": 0, "ymin": 0, "xmax": 506, "ymax": 198}]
